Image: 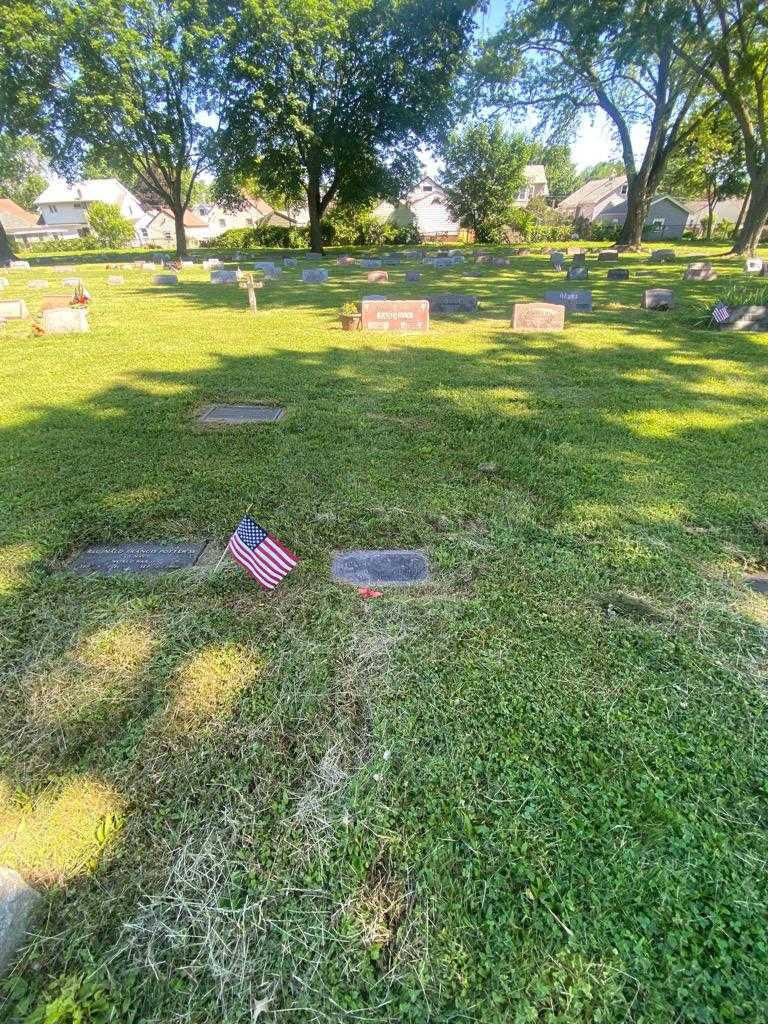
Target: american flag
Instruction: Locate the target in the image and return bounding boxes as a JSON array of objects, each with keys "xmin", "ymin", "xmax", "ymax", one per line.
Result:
[
  {"xmin": 227, "ymin": 515, "xmax": 298, "ymax": 589},
  {"xmin": 712, "ymin": 301, "xmax": 730, "ymax": 325}
]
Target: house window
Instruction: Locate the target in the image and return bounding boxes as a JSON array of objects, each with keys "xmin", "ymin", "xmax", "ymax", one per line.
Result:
[
  {"xmin": 422, "ymin": 185, "xmax": 432, "ymax": 192},
  {"xmin": 652, "ymin": 218, "xmax": 665, "ymax": 228},
  {"xmin": 73, "ymin": 201, "xmax": 84, "ymax": 209},
  {"xmin": 517, "ymin": 188, "xmax": 529, "ymax": 201},
  {"xmin": 246, "ymin": 217, "xmax": 254, "ymax": 226},
  {"xmin": 620, "ymin": 184, "xmax": 628, "ymax": 195},
  {"xmin": 219, "ymin": 218, "xmax": 226, "ymax": 227},
  {"xmin": 49, "ymin": 204, "xmax": 58, "ymax": 213}
]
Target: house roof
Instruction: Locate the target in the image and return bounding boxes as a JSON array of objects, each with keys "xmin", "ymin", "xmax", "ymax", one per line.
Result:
[
  {"xmin": 523, "ymin": 164, "xmax": 547, "ymax": 184},
  {"xmin": 159, "ymin": 206, "xmax": 208, "ymax": 228},
  {"xmin": 34, "ymin": 177, "xmax": 131, "ymax": 206},
  {"xmin": 0, "ymin": 197, "xmax": 38, "ymax": 225},
  {"xmin": 596, "ymin": 194, "xmax": 691, "ymax": 220},
  {"xmin": 559, "ymin": 175, "xmax": 627, "ymax": 209}
]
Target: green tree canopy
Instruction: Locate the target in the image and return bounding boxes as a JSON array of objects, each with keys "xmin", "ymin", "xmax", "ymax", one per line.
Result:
[
  {"xmin": 54, "ymin": 0, "xmax": 226, "ymax": 255},
  {"xmin": 0, "ymin": 0, "xmax": 65, "ymax": 261},
  {"xmin": 576, "ymin": 159, "xmax": 625, "ymax": 184},
  {"xmin": 214, "ymin": 0, "xmax": 477, "ymax": 252},
  {"xmin": 0, "ymin": 135, "xmax": 47, "ymax": 210},
  {"xmin": 477, "ymin": 0, "xmax": 712, "ymax": 246},
  {"xmin": 441, "ymin": 121, "xmax": 532, "ymax": 241},
  {"xmin": 658, "ymin": 106, "xmax": 747, "ymax": 239},
  {"xmin": 670, "ymin": 0, "xmax": 768, "ymax": 254},
  {"xmin": 86, "ymin": 200, "xmax": 136, "ymax": 247}
]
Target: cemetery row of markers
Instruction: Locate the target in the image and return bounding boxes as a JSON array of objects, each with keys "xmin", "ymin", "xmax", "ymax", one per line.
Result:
[
  {"xmin": 3, "ymin": 245, "xmax": 767, "ymax": 593},
  {"xmin": 3, "ymin": 245, "xmax": 766, "ymax": 334}
]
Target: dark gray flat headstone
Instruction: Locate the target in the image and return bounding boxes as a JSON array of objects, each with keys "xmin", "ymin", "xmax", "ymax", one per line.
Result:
[
  {"xmin": 332, "ymin": 549, "xmax": 429, "ymax": 586},
  {"xmin": 68, "ymin": 541, "xmax": 207, "ymax": 576},
  {"xmin": 0, "ymin": 868, "xmax": 39, "ymax": 973},
  {"xmin": 567, "ymin": 267, "xmax": 588, "ymax": 281},
  {"xmin": 745, "ymin": 573, "xmax": 768, "ymax": 595},
  {"xmin": 198, "ymin": 404, "xmax": 285, "ymax": 423},
  {"xmin": 607, "ymin": 268, "xmax": 629, "ymax": 280},
  {"xmin": 428, "ymin": 293, "xmax": 478, "ymax": 314}
]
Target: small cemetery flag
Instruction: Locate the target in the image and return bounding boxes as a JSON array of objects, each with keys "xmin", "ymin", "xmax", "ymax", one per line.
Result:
[
  {"xmin": 712, "ymin": 300, "xmax": 730, "ymax": 325},
  {"xmin": 227, "ymin": 515, "xmax": 298, "ymax": 589}
]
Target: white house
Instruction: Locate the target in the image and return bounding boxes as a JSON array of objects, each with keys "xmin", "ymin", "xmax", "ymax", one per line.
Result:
[
  {"xmin": 515, "ymin": 164, "xmax": 549, "ymax": 206},
  {"xmin": 195, "ymin": 196, "xmax": 295, "ymax": 238},
  {"xmin": 373, "ymin": 167, "xmax": 551, "ymax": 241},
  {"xmin": 34, "ymin": 178, "xmax": 145, "ymax": 240},
  {"xmin": 136, "ymin": 207, "xmax": 210, "ymax": 247}
]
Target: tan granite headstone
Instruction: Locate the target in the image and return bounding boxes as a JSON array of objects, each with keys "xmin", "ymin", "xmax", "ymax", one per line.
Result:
[{"xmin": 511, "ymin": 302, "xmax": 565, "ymax": 331}]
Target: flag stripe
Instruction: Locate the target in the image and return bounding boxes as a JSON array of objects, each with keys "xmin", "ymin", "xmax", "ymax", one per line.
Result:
[
  {"xmin": 228, "ymin": 537, "xmax": 276, "ymax": 587},
  {"xmin": 229, "ymin": 535, "xmax": 279, "ymax": 587},
  {"xmin": 227, "ymin": 515, "xmax": 298, "ymax": 589},
  {"xmin": 231, "ymin": 535, "xmax": 281, "ymax": 585}
]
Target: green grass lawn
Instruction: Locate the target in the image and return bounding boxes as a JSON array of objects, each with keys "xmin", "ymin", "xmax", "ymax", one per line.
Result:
[{"xmin": 1, "ymin": 241, "xmax": 768, "ymax": 1022}]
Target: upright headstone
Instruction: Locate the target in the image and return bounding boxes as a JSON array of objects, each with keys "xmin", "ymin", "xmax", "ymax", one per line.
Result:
[
  {"xmin": 210, "ymin": 269, "xmax": 240, "ymax": 284},
  {"xmin": 337, "ymin": 256, "xmax": 356, "ymax": 266},
  {"xmin": 543, "ymin": 289, "xmax": 592, "ymax": 312},
  {"xmin": 550, "ymin": 251, "xmax": 566, "ymax": 269},
  {"xmin": 360, "ymin": 259, "xmax": 382, "ymax": 269},
  {"xmin": 61, "ymin": 277, "xmax": 82, "ymax": 286},
  {"xmin": 42, "ymin": 307, "xmax": 89, "ymax": 333},
  {"xmin": 643, "ymin": 288, "xmax": 674, "ymax": 310},
  {"xmin": 746, "ymin": 257, "xmax": 764, "ymax": 273},
  {"xmin": 428, "ymin": 294, "xmax": 479, "ymax": 314},
  {"xmin": 361, "ymin": 299, "xmax": 429, "ymax": 332},
  {"xmin": 433, "ymin": 257, "xmax": 453, "ymax": 268},
  {"xmin": 202, "ymin": 258, "xmax": 222, "ymax": 270},
  {"xmin": 511, "ymin": 302, "xmax": 565, "ymax": 331},
  {"xmin": 493, "ymin": 257, "xmax": 509, "ymax": 267},
  {"xmin": 683, "ymin": 262, "xmax": 717, "ymax": 281},
  {"xmin": 567, "ymin": 266, "xmax": 588, "ymax": 281},
  {"xmin": 27, "ymin": 280, "xmax": 49, "ymax": 289},
  {"xmin": 253, "ymin": 261, "xmax": 280, "ymax": 278},
  {"xmin": 598, "ymin": 249, "xmax": 619, "ymax": 262},
  {"xmin": 607, "ymin": 268, "xmax": 630, "ymax": 280},
  {"xmin": 153, "ymin": 273, "xmax": 178, "ymax": 285},
  {"xmin": 107, "ymin": 275, "xmax": 125, "ymax": 285},
  {"xmin": 649, "ymin": 249, "xmax": 675, "ymax": 263},
  {"xmin": 571, "ymin": 253, "xmax": 587, "ymax": 268},
  {"xmin": 302, "ymin": 268, "xmax": 328, "ymax": 283},
  {"xmin": 367, "ymin": 270, "xmax": 388, "ymax": 282},
  {"xmin": 141, "ymin": 262, "xmax": 156, "ymax": 271},
  {"xmin": 405, "ymin": 271, "xmax": 421, "ymax": 282},
  {"xmin": 283, "ymin": 257, "xmax": 298, "ymax": 268},
  {"xmin": 304, "ymin": 251, "xmax": 322, "ymax": 259},
  {"xmin": 0, "ymin": 300, "xmax": 30, "ymax": 319},
  {"xmin": 10, "ymin": 260, "xmax": 30, "ymax": 269}
]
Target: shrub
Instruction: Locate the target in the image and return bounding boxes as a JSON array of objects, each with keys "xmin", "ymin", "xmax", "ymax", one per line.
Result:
[
  {"xmin": 16, "ymin": 236, "xmax": 104, "ymax": 254},
  {"xmin": 201, "ymin": 224, "xmax": 304, "ymax": 250},
  {"xmin": 87, "ymin": 201, "xmax": 136, "ymax": 248},
  {"xmin": 712, "ymin": 218, "xmax": 736, "ymax": 240}
]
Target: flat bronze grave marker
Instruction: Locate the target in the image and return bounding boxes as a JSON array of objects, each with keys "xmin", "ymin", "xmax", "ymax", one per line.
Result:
[
  {"xmin": 68, "ymin": 540, "xmax": 208, "ymax": 576},
  {"xmin": 198, "ymin": 404, "xmax": 285, "ymax": 424},
  {"xmin": 332, "ymin": 549, "xmax": 429, "ymax": 586}
]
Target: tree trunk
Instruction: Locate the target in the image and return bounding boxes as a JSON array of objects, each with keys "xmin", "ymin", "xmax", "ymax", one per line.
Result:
[
  {"xmin": 173, "ymin": 206, "xmax": 188, "ymax": 257},
  {"xmin": 616, "ymin": 180, "xmax": 653, "ymax": 247},
  {"xmin": 705, "ymin": 194, "xmax": 715, "ymax": 240},
  {"xmin": 0, "ymin": 223, "xmax": 11, "ymax": 265},
  {"xmin": 306, "ymin": 184, "xmax": 323, "ymax": 253},
  {"xmin": 734, "ymin": 189, "xmax": 750, "ymax": 235},
  {"xmin": 731, "ymin": 177, "xmax": 768, "ymax": 255}
]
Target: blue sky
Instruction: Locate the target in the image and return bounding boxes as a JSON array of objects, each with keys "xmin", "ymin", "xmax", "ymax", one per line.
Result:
[{"xmin": 422, "ymin": 0, "xmax": 647, "ymax": 177}]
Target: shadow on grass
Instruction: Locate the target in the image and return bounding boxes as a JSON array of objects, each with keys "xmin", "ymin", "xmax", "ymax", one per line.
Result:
[{"xmin": 1, "ymin": 296, "xmax": 768, "ymax": 1019}]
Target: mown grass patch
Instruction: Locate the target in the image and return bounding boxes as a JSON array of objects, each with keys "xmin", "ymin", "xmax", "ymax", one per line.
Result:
[{"xmin": 1, "ymin": 240, "xmax": 767, "ymax": 1022}]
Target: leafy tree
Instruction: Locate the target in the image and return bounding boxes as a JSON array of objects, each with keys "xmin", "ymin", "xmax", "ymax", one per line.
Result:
[
  {"xmin": 478, "ymin": 0, "xmax": 712, "ymax": 247},
  {"xmin": 658, "ymin": 107, "xmax": 747, "ymax": 239},
  {"xmin": 441, "ymin": 121, "xmax": 532, "ymax": 241},
  {"xmin": 82, "ymin": 154, "xmax": 212, "ymax": 209},
  {"xmin": 86, "ymin": 200, "xmax": 136, "ymax": 247},
  {"xmin": 576, "ymin": 159, "xmax": 625, "ymax": 184},
  {"xmin": 0, "ymin": 0, "xmax": 64, "ymax": 261},
  {"xmin": 55, "ymin": 0, "xmax": 226, "ymax": 256},
  {"xmin": 215, "ymin": 0, "xmax": 477, "ymax": 252},
  {"xmin": 0, "ymin": 135, "xmax": 48, "ymax": 210},
  {"xmin": 671, "ymin": 1, "xmax": 768, "ymax": 254},
  {"xmin": 527, "ymin": 141, "xmax": 579, "ymax": 202}
]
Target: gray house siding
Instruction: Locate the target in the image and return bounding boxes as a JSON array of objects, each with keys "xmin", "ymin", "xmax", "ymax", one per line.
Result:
[{"xmin": 595, "ymin": 197, "xmax": 689, "ymax": 239}]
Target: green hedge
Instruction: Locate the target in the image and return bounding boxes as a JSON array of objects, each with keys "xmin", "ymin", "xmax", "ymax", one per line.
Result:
[{"xmin": 13, "ymin": 235, "xmax": 105, "ymax": 254}]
